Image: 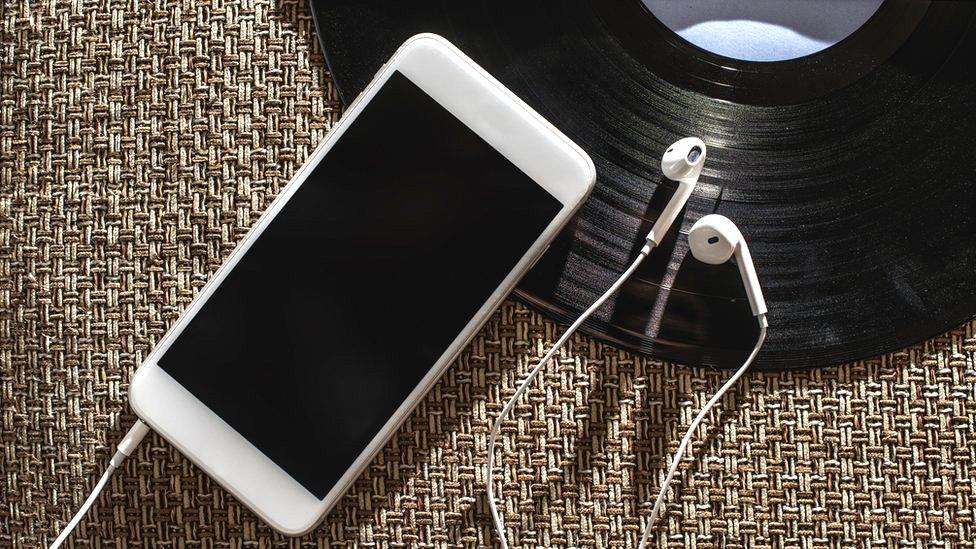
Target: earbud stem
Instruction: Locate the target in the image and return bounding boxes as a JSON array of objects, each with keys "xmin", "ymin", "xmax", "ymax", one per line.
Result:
[
  {"xmin": 735, "ymin": 241, "xmax": 768, "ymax": 317},
  {"xmin": 646, "ymin": 180, "xmax": 694, "ymax": 246}
]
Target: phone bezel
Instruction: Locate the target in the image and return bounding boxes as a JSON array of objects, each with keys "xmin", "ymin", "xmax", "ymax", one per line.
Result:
[{"xmin": 129, "ymin": 33, "xmax": 595, "ymax": 535}]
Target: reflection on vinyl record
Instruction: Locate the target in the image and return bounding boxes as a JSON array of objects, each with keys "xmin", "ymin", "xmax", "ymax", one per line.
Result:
[{"xmin": 310, "ymin": 0, "xmax": 976, "ymax": 369}]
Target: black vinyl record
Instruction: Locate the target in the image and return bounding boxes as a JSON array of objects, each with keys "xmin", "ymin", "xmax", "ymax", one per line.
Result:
[{"xmin": 309, "ymin": 0, "xmax": 976, "ymax": 370}]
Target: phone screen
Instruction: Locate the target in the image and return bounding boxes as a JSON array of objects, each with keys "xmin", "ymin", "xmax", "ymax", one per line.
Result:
[{"xmin": 157, "ymin": 71, "xmax": 563, "ymax": 499}]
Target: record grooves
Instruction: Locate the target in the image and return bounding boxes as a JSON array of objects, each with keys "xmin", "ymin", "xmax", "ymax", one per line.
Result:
[{"xmin": 310, "ymin": 0, "xmax": 976, "ymax": 370}]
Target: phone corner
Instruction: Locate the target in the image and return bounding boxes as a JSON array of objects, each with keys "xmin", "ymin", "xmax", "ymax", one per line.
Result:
[
  {"xmin": 397, "ymin": 33, "xmax": 462, "ymax": 60},
  {"xmin": 568, "ymin": 146, "xmax": 597, "ymax": 206},
  {"xmin": 126, "ymin": 363, "xmax": 153, "ymax": 419},
  {"xmin": 401, "ymin": 33, "xmax": 451, "ymax": 49},
  {"xmin": 581, "ymin": 152, "xmax": 598, "ymax": 197},
  {"xmin": 264, "ymin": 508, "xmax": 328, "ymax": 538}
]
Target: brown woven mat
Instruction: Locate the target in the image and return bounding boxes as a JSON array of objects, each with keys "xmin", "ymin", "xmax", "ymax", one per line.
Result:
[{"xmin": 2, "ymin": 0, "xmax": 976, "ymax": 547}]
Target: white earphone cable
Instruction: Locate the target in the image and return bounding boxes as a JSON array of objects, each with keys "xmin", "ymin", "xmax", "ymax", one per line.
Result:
[
  {"xmin": 486, "ymin": 240, "xmax": 767, "ymax": 549},
  {"xmin": 49, "ymin": 420, "xmax": 151, "ymax": 549},
  {"xmin": 487, "ymin": 242, "xmax": 654, "ymax": 549},
  {"xmin": 636, "ymin": 315, "xmax": 767, "ymax": 549}
]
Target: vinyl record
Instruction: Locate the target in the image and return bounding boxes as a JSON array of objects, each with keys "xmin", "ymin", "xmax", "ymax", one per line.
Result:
[{"xmin": 309, "ymin": 0, "xmax": 976, "ymax": 370}]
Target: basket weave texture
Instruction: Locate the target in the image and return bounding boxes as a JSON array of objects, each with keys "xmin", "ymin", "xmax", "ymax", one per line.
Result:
[{"xmin": 1, "ymin": 0, "xmax": 975, "ymax": 547}]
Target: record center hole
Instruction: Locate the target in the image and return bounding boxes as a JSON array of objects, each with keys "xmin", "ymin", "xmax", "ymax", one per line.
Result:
[
  {"xmin": 708, "ymin": 236, "xmax": 719, "ymax": 244},
  {"xmin": 641, "ymin": 0, "xmax": 884, "ymax": 62}
]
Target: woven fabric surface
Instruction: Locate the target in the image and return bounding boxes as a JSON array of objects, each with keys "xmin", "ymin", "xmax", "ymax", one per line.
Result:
[{"xmin": 2, "ymin": 0, "xmax": 976, "ymax": 547}]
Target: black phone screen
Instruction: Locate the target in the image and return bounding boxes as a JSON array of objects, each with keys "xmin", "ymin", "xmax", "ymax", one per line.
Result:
[{"xmin": 157, "ymin": 71, "xmax": 563, "ymax": 498}]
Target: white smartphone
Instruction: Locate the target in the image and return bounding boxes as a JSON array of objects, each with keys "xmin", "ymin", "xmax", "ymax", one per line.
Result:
[{"xmin": 129, "ymin": 34, "xmax": 595, "ymax": 535}]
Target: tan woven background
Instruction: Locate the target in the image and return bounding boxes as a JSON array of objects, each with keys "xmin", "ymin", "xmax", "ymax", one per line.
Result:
[{"xmin": 2, "ymin": 0, "xmax": 976, "ymax": 547}]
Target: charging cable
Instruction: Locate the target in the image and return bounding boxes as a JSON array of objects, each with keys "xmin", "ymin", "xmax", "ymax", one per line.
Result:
[{"xmin": 49, "ymin": 420, "xmax": 151, "ymax": 549}]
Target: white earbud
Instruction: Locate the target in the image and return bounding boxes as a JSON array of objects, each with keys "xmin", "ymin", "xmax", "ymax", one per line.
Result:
[
  {"xmin": 688, "ymin": 214, "xmax": 767, "ymax": 318},
  {"xmin": 645, "ymin": 137, "xmax": 706, "ymax": 246}
]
